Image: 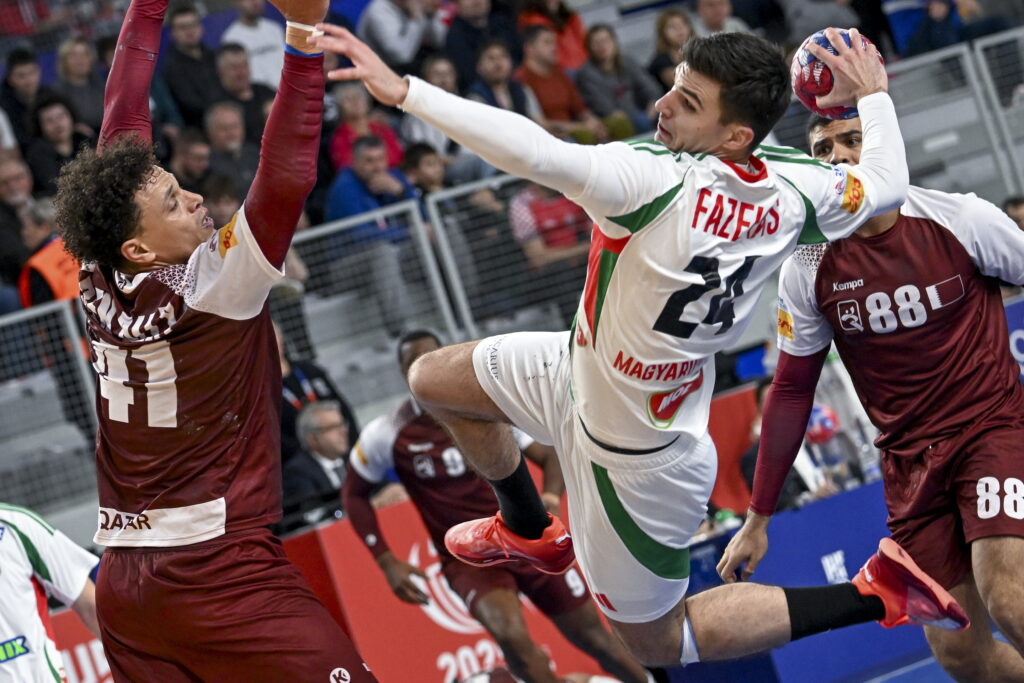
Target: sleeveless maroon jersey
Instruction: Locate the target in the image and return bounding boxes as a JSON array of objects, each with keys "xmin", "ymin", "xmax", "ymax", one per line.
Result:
[
  {"xmin": 777, "ymin": 187, "xmax": 1024, "ymax": 456},
  {"xmin": 352, "ymin": 398, "xmax": 533, "ymax": 558},
  {"xmin": 82, "ymin": 209, "xmax": 286, "ymax": 546}
]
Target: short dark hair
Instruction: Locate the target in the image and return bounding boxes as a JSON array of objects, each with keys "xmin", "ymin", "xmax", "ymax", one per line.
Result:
[
  {"xmin": 6, "ymin": 48, "xmax": 37, "ymax": 72},
  {"xmin": 476, "ymin": 37, "xmax": 510, "ymax": 64},
  {"xmin": 215, "ymin": 42, "xmax": 247, "ymax": 63},
  {"xmin": 56, "ymin": 135, "xmax": 156, "ymax": 268},
  {"xmin": 521, "ymin": 24, "xmax": 554, "ymax": 48},
  {"xmin": 1004, "ymin": 196, "xmax": 1024, "ymax": 211},
  {"xmin": 351, "ymin": 134, "xmax": 385, "ymax": 159},
  {"xmin": 397, "ymin": 329, "xmax": 442, "ymax": 364},
  {"xmin": 805, "ymin": 113, "xmax": 841, "ymax": 141},
  {"xmin": 402, "ymin": 143, "xmax": 439, "ymax": 173},
  {"xmin": 681, "ymin": 33, "xmax": 790, "ymax": 153},
  {"xmin": 31, "ymin": 93, "xmax": 78, "ymax": 138},
  {"xmin": 168, "ymin": 2, "xmax": 199, "ymax": 24},
  {"xmin": 202, "ymin": 173, "xmax": 240, "ymax": 203},
  {"xmin": 172, "ymin": 127, "xmax": 208, "ymax": 155},
  {"xmin": 420, "ymin": 54, "xmax": 453, "ymax": 78}
]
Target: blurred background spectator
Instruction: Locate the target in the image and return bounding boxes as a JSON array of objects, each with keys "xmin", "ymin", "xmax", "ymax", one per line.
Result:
[
  {"xmin": 168, "ymin": 128, "xmax": 212, "ymax": 194},
  {"xmin": 215, "ymin": 42, "xmax": 275, "ymax": 144},
  {"xmin": 518, "ymin": 0, "xmax": 587, "ymax": 72},
  {"xmin": 24, "ymin": 93, "xmax": 92, "ymax": 197},
  {"xmin": 17, "ymin": 197, "xmax": 77, "ymax": 308},
  {"xmin": 329, "ymin": 82, "xmax": 403, "ymax": 172},
  {"xmin": 466, "ymin": 39, "xmax": 545, "ymax": 125},
  {"xmin": 445, "ymin": 0, "xmax": 522, "ymax": 92},
  {"xmin": 692, "ymin": 0, "xmax": 753, "ymax": 36},
  {"xmin": 648, "ymin": 9, "xmax": 694, "ymax": 90},
  {"xmin": 162, "ymin": 2, "xmax": 223, "ymax": 127},
  {"xmin": 576, "ymin": 24, "xmax": 660, "ymax": 137},
  {"xmin": 204, "ymin": 100, "xmax": 260, "ymax": 194},
  {"xmin": 0, "ymin": 157, "xmax": 32, "ymax": 307},
  {"xmin": 50, "ymin": 36, "xmax": 104, "ymax": 135},
  {"xmin": 1, "ymin": 49, "xmax": 52, "ymax": 152},
  {"xmin": 1005, "ymin": 196, "xmax": 1024, "ymax": 231},
  {"xmin": 221, "ymin": 0, "xmax": 285, "ymax": 89},
  {"xmin": 357, "ymin": 0, "xmax": 448, "ymax": 74}
]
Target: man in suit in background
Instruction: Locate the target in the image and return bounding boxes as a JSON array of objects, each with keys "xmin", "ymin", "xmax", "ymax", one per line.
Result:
[{"xmin": 284, "ymin": 401, "xmax": 351, "ymax": 517}]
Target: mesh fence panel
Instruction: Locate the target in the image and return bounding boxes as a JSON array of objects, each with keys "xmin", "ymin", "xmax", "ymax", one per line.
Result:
[
  {"xmin": 283, "ymin": 200, "xmax": 459, "ymax": 410},
  {"xmin": 426, "ymin": 175, "xmax": 588, "ymax": 340},
  {"xmin": 0, "ymin": 300, "xmax": 96, "ymax": 513},
  {"xmin": 974, "ymin": 27, "xmax": 1024, "ymax": 198}
]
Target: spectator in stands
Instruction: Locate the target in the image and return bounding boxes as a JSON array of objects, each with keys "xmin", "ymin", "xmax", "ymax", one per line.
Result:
[
  {"xmin": 779, "ymin": 0, "xmax": 860, "ymax": 48},
  {"xmin": 283, "ymin": 401, "xmax": 350, "ymax": 523},
  {"xmin": 17, "ymin": 198, "xmax": 78, "ymax": 307},
  {"xmin": 445, "ymin": 0, "xmax": 522, "ymax": 91},
  {"xmin": 400, "ymin": 56, "xmax": 495, "ymax": 184},
  {"xmin": 276, "ymin": 322, "xmax": 360, "ymax": 463},
  {"xmin": 518, "ymin": 0, "xmax": 588, "ymax": 72},
  {"xmin": 0, "ymin": 49, "xmax": 51, "ymax": 152},
  {"xmin": 51, "ymin": 37, "xmax": 105, "ymax": 136},
  {"xmin": 0, "ymin": 158, "xmax": 32, "ymax": 294},
  {"xmin": 25, "ymin": 94, "xmax": 93, "ymax": 197},
  {"xmin": 903, "ymin": 0, "xmax": 1014, "ymax": 58},
  {"xmin": 328, "ymin": 82, "xmax": 403, "ymax": 171},
  {"xmin": 1004, "ymin": 196, "xmax": 1024, "ymax": 230},
  {"xmin": 739, "ymin": 376, "xmax": 837, "ymax": 512},
  {"xmin": 204, "ymin": 101, "xmax": 260, "ymax": 195},
  {"xmin": 215, "ymin": 43, "xmax": 276, "ymax": 145},
  {"xmin": 202, "ymin": 173, "xmax": 242, "ymax": 228},
  {"xmin": 576, "ymin": 25, "xmax": 660, "ymax": 137},
  {"xmin": 515, "ymin": 25, "xmax": 615, "ymax": 144},
  {"xmin": 357, "ymin": 0, "xmax": 448, "ymax": 74},
  {"xmin": 325, "ymin": 135, "xmax": 417, "ymax": 337},
  {"xmin": 509, "ymin": 181, "xmax": 590, "ymax": 325},
  {"xmin": 167, "ymin": 128, "xmax": 211, "ymax": 194},
  {"xmin": 162, "ymin": 2, "xmax": 224, "ymax": 127},
  {"xmin": 692, "ymin": 0, "xmax": 753, "ymax": 36},
  {"xmin": 648, "ymin": 9, "xmax": 694, "ymax": 89},
  {"xmin": 0, "ymin": 0, "xmax": 69, "ymax": 40},
  {"xmin": 221, "ymin": 0, "xmax": 285, "ymax": 90},
  {"xmin": 466, "ymin": 40, "xmax": 545, "ymax": 124}
]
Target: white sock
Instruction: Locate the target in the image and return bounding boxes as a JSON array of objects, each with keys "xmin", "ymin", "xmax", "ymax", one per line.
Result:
[{"xmin": 680, "ymin": 616, "xmax": 701, "ymax": 666}]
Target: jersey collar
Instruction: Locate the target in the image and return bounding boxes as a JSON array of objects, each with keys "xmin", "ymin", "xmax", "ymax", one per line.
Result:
[{"xmin": 722, "ymin": 155, "xmax": 768, "ymax": 183}]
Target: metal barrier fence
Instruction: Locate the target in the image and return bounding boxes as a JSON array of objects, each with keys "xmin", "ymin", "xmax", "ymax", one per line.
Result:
[
  {"xmin": 974, "ymin": 26, "xmax": 1024, "ymax": 196},
  {"xmin": 0, "ymin": 299, "xmax": 96, "ymax": 513}
]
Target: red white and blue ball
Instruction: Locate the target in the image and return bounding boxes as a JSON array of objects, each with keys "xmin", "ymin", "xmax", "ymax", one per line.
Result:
[
  {"xmin": 806, "ymin": 404, "xmax": 841, "ymax": 444},
  {"xmin": 791, "ymin": 28, "xmax": 882, "ymax": 120}
]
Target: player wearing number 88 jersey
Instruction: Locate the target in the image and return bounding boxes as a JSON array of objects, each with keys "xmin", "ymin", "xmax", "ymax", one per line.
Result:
[{"xmin": 723, "ymin": 114, "xmax": 1024, "ymax": 681}]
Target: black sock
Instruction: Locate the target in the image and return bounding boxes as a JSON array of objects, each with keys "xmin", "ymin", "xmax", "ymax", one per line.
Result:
[
  {"xmin": 489, "ymin": 456, "xmax": 551, "ymax": 539},
  {"xmin": 784, "ymin": 584, "xmax": 886, "ymax": 641}
]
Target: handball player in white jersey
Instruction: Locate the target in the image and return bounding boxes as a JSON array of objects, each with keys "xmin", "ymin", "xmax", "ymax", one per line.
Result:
[{"xmin": 311, "ymin": 25, "xmax": 968, "ymax": 667}]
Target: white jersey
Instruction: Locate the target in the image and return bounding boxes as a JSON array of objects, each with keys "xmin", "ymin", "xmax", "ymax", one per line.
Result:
[
  {"xmin": 401, "ymin": 80, "xmax": 907, "ymax": 449},
  {"xmin": 0, "ymin": 504, "xmax": 97, "ymax": 682}
]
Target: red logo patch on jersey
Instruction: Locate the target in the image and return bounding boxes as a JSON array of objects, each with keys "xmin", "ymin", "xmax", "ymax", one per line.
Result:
[
  {"xmin": 217, "ymin": 216, "xmax": 239, "ymax": 258},
  {"xmin": 646, "ymin": 370, "xmax": 704, "ymax": 429},
  {"xmin": 777, "ymin": 307, "xmax": 795, "ymax": 341},
  {"xmin": 841, "ymin": 174, "xmax": 865, "ymax": 214},
  {"xmin": 575, "ymin": 326, "xmax": 588, "ymax": 347}
]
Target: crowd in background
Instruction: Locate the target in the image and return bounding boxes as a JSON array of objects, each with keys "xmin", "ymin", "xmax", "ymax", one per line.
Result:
[{"xmin": 1, "ymin": 0, "xmax": 1024, "ymax": 528}]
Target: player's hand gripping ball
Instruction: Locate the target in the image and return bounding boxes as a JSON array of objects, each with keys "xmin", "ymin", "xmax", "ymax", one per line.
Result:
[{"xmin": 791, "ymin": 28, "xmax": 883, "ymax": 119}]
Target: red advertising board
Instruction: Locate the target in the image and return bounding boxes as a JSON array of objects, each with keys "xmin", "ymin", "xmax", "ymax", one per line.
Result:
[{"xmin": 52, "ymin": 610, "xmax": 111, "ymax": 683}]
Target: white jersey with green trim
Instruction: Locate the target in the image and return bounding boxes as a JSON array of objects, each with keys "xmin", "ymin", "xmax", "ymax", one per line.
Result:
[
  {"xmin": 400, "ymin": 80, "xmax": 907, "ymax": 450},
  {"xmin": 0, "ymin": 504, "xmax": 97, "ymax": 682}
]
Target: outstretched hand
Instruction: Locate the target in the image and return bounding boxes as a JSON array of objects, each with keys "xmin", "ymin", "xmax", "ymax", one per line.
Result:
[
  {"xmin": 267, "ymin": 0, "xmax": 329, "ymax": 26},
  {"xmin": 310, "ymin": 23, "xmax": 410, "ymax": 107},
  {"xmin": 807, "ymin": 27, "xmax": 887, "ymax": 108},
  {"xmin": 716, "ymin": 513, "xmax": 770, "ymax": 583}
]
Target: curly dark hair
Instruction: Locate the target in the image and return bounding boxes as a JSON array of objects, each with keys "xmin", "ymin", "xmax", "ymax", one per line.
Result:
[{"xmin": 56, "ymin": 135, "xmax": 156, "ymax": 268}]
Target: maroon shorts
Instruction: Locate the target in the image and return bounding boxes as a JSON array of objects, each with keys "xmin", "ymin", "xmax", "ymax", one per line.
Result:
[
  {"xmin": 96, "ymin": 527, "xmax": 376, "ymax": 683},
  {"xmin": 441, "ymin": 557, "xmax": 591, "ymax": 616},
  {"xmin": 882, "ymin": 418, "xmax": 1024, "ymax": 590}
]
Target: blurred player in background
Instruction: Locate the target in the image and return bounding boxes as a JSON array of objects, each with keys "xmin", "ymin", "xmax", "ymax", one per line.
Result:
[
  {"xmin": 343, "ymin": 330, "xmax": 654, "ymax": 683},
  {"xmin": 721, "ymin": 114, "xmax": 1024, "ymax": 682},
  {"xmin": 0, "ymin": 502, "xmax": 99, "ymax": 683},
  {"xmin": 312, "ymin": 23, "xmax": 967, "ymax": 669},
  {"xmin": 52, "ymin": 0, "xmax": 375, "ymax": 679}
]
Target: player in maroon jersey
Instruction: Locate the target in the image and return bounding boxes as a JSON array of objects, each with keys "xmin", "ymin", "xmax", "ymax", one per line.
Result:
[
  {"xmin": 343, "ymin": 330, "xmax": 654, "ymax": 683},
  {"xmin": 51, "ymin": 0, "xmax": 375, "ymax": 680},
  {"xmin": 719, "ymin": 115, "xmax": 1024, "ymax": 681}
]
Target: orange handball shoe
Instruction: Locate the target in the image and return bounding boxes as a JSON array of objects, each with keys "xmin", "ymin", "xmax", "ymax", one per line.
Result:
[
  {"xmin": 444, "ymin": 512, "xmax": 575, "ymax": 575},
  {"xmin": 852, "ymin": 538, "xmax": 969, "ymax": 631}
]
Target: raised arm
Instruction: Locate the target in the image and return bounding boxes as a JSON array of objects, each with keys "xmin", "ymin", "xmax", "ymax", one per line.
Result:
[
  {"xmin": 244, "ymin": 3, "xmax": 327, "ymax": 269},
  {"xmin": 98, "ymin": 0, "xmax": 168, "ymax": 150}
]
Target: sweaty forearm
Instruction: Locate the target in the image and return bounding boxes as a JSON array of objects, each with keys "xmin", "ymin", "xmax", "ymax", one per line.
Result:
[
  {"xmin": 749, "ymin": 349, "xmax": 828, "ymax": 516},
  {"xmin": 342, "ymin": 467, "xmax": 391, "ymax": 559},
  {"xmin": 98, "ymin": 0, "xmax": 168, "ymax": 149},
  {"xmin": 245, "ymin": 52, "xmax": 324, "ymax": 269},
  {"xmin": 400, "ymin": 77, "xmax": 594, "ymax": 198},
  {"xmin": 850, "ymin": 93, "xmax": 908, "ymax": 216}
]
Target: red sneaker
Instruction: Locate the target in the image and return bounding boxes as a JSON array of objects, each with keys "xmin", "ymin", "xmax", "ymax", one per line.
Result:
[
  {"xmin": 852, "ymin": 538, "xmax": 969, "ymax": 630},
  {"xmin": 444, "ymin": 512, "xmax": 575, "ymax": 575}
]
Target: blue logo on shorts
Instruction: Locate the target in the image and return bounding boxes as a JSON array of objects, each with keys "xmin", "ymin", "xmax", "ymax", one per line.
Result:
[{"xmin": 0, "ymin": 636, "xmax": 30, "ymax": 663}]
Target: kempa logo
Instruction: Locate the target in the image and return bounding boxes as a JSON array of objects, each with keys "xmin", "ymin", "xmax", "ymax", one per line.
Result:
[{"xmin": 833, "ymin": 278, "xmax": 864, "ymax": 292}]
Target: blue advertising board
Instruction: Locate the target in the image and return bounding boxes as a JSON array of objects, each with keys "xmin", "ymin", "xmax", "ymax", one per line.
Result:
[{"xmin": 1005, "ymin": 295, "xmax": 1024, "ymax": 378}]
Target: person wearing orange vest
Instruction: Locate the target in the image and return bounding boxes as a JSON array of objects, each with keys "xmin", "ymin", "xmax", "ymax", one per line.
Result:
[{"xmin": 18, "ymin": 197, "xmax": 79, "ymax": 307}]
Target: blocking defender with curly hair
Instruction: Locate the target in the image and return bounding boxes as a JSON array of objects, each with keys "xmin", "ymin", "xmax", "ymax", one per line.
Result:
[{"xmin": 61, "ymin": 0, "xmax": 376, "ymax": 680}]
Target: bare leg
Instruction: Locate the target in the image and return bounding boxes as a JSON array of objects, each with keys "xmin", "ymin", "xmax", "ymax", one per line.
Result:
[
  {"xmin": 550, "ymin": 601, "xmax": 650, "ymax": 683},
  {"xmin": 471, "ymin": 588, "xmax": 561, "ymax": 683},
  {"xmin": 925, "ymin": 578, "xmax": 1024, "ymax": 682},
  {"xmin": 973, "ymin": 536, "xmax": 1024, "ymax": 654}
]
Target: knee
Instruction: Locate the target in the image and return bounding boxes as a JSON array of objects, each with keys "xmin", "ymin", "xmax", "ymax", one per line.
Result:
[
  {"xmin": 931, "ymin": 637, "xmax": 990, "ymax": 682},
  {"xmin": 614, "ymin": 630, "xmax": 680, "ymax": 668},
  {"xmin": 985, "ymin": 590, "xmax": 1024, "ymax": 644},
  {"xmin": 407, "ymin": 349, "xmax": 447, "ymax": 407}
]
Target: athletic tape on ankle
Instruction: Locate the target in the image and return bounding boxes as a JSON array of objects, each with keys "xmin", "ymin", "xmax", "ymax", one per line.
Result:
[{"xmin": 680, "ymin": 616, "xmax": 700, "ymax": 666}]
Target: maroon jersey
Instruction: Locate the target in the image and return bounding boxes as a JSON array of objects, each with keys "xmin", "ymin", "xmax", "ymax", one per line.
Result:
[
  {"xmin": 351, "ymin": 397, "xmax": 533, "ymax": 558},
  {"xmin": 777, "ymin": 187, "xmax": 1024, "ymax": 456},
  {"xmin": 83, "ymin": 209, "xmax": 286, "ymax": 546}
]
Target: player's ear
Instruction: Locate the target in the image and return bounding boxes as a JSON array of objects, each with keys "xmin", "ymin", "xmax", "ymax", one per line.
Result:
[
  {"xmin": 120, "ymin": 237, "xmax": 157, "ymax": 268},
  {"xmin": 723, "ymin": 123, "xmax": 755, "ymax": 156}
]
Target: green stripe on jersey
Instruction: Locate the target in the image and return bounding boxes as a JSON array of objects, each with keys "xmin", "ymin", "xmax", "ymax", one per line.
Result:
[
  {"xmin": 590, "ymin": 249, "xmax": 619, "ymax": 344},
  {"xmin": 591, "ymin": 463, "xmax": 691, "ymax": 579},
  {"xmin": 759, "ymin": 154, "xmax": 832, "ymax": 170},
  {"xmin": 44, "ymin": 647, "xmax": 62, "ymax": 682},
  {"xmin": 757, "ymin": 144, "xmax": 805, "ymax": 156},
  {"xmin": 629, "ymin": 145, "xmax": 675, "ymax": 157},
  {"xmin": 626, "ymin": 138, "xmax": 658, "ymax": 147},
  {"xmin": 0, "ymin": 503, "xmax": 55, "ymax": 534},
  {"xmin": 777, "ymin": 175, "xmax": 826, "ymax": 244},
  {"xmin": 608, "ymin": 179, "xmax": 685, "ymax": 234},
  {"xmin": 0, "ymin": 518, "xmax": 53, "ymax": 582}
]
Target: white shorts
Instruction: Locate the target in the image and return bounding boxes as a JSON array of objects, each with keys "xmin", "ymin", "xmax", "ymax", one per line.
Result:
[{"xmin": 472, "ymin": 331, "xmax": 717, "ymax": 623}]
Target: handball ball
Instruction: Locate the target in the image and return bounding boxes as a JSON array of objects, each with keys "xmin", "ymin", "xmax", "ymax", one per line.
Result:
[
  {"xmin": 791, "ymin": 28, "xmax": 882, "ymax": 120},
  {"xmin": 806, "ymin": 404, "xmax": 840, "ymax": 444}
]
